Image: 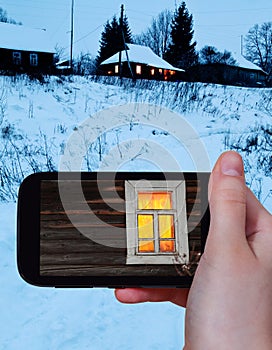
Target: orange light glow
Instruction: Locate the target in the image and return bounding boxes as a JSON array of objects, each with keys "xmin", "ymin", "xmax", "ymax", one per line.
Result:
[
  {"xmin": 159, "ymin": 215, "xmax": 175, "ymax": 238},
  {"xmin": 138, "ymin": 215, "xmax": 154, "ymax": 238},
  {"xmin": 136, "ymin": 65, "xmax": 142, "ymax": 74},
  {"xmin": 160, "ymin": 240, "xmax": 175, "ymax": 252},
  {"xmin": 151, "ymin": 68, "xmax": 155, "ymax": 75},
  {"xmin": 138, "ymin": 240, "xmax": 155, "ymax": 252},
  {"xmin": 138, "ymin": 192, "xmax": 172, "ymax": 210}
]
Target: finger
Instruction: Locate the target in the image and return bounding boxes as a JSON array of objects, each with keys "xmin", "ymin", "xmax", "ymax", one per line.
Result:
[
  {"xmin": 246, "ymin": 187, "xmax": 272, "ymax": 237},
  {"xmin": 246, "ymin": 187, "xmax": 272, "ymax": 264},
  {"xmin": 114, "ymin": 288, "xmax": 189, "ymax": 307},
  {"xmin": 206, "ymin": 151, "xmax": 248, "ymax": 260}
]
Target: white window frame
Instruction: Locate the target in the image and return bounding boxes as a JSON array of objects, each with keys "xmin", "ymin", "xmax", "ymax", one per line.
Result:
[
  {"xmin": 13, "ymin": 51, "xmax": 21, "ymax": 65},
  {"xmin": 125, "ymin": 180, "xmax": 189, "ymax": 264},
  {"xmin": 30, "ymin": 53, "xmax": 38, "ymax": 66}
]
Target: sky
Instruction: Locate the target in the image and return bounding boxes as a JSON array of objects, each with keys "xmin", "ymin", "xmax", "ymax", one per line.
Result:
[{"xmin": 1, "ymin": 0, "xmax": 271, "ymax": 58}]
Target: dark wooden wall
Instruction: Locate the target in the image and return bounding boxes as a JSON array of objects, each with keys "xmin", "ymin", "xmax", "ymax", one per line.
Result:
[
  {"xmin": 40, "ymin": 179, "xmax": 203, "ymax": 276},
  {"xmin": 0, "ymin": 48, "xmax": 54, "ymax": 74},
  {"xmin": 187, "ymin": 63, "xmax": 267, "ymax": 87}
]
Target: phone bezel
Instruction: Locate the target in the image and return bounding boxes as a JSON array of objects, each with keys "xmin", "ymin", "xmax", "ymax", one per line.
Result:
[{"xmin": 17, "ymin": 171, "xmax": 210, "ymax": 288}]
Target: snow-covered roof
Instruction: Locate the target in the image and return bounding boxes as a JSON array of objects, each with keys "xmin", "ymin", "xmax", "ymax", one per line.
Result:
[
  {"xmin": 0, "ymin": 22, "xmax": 55, "ymax": 53},
  {"xmin": 233, "ymin": 52, "xmax": 266, "ymax": 73},
  {"xmin": 100, "ymin": 44, "xmax": 185, "ymax": 72}
]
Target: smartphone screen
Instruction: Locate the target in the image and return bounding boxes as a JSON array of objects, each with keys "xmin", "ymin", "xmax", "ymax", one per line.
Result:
[{"xmin": 17, "ymin": 172, "xmax": 210, "ymax": 287}]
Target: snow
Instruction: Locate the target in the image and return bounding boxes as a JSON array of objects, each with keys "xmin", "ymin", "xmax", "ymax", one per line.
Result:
[
  {"xmin": 232, "ymin": 52, "xmax": 266, "ymax": 72},
  {"xmin": 100, "ymin": 43, "xmax": 185, "ymax": 71},
  {"xmin": 0, "ymin": 22, "xmax": 55, "ymax": 53},
  {"xmin": 0, "ymin": 74, "xmax": 271, "ymax": 349}
]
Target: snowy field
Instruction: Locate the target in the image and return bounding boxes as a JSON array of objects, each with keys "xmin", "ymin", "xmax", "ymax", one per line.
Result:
[{"xmin": 0, "ymin": 75, "xmax": 271, "ymax": 349}]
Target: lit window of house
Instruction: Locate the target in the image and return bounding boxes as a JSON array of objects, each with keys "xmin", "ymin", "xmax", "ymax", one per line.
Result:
[
  {"xmin": 115, "ymin": 65, "xmax": 119, "ymax": 74},
  {"xmin": 150, "ymin": 68, "xmax": 155, "ymax": 76},
  {"xmin": 125, "ymin": 180, "xmax": 189, "ymax": 264},
  {"xmin": 30, "ymin": 53, "xmax": 38, "ymax": 66},
  {"xmin": 136, "ymin": 65, "xmax": 142, "ymax": 75},
  {"xmin": 13, "ymin": 52, "xmax": 21, "ymax": 65}
]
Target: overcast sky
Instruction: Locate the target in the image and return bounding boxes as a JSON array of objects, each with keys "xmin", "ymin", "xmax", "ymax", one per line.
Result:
[{"xmin": 1, "ymin": 0, "xmax": 271, "ymax": 58}]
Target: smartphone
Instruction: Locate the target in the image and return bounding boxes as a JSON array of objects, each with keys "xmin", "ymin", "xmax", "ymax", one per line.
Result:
[{"xmin": 17, "ymin": 172, "xmax": 210, "ymax": 288}]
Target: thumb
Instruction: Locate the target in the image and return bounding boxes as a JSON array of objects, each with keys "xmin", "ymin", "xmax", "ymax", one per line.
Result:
[{"xmin": 205, "ymin": 151, "xmax": 248, "ymax": 262}]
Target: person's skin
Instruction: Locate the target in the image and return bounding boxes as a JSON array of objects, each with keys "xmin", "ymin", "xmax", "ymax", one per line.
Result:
[{"xmin": 115, "ymin": 151, "xmax": 272, "ymax": 349}]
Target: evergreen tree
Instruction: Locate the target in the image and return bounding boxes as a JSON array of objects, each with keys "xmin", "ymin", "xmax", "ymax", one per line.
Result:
[
  {"xmin": 96, "ymin": 14, "xmax": 133, "ymax": 65},
  {"xmin": 164, "ymin": 2, "xmax": 198, "ymax": 69}
]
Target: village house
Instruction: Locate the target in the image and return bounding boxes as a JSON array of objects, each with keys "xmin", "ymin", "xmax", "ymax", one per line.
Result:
[
  {"xmin": 188, "ymin": 53, "xmax": 268, "ymax": 87},
  {"xmin": 99, "ymin": 44, "xmax": 185, "ymax": 81},
  {"xmin": 0, "ymin": 22, "xmax": 55, "ymax": 74}
]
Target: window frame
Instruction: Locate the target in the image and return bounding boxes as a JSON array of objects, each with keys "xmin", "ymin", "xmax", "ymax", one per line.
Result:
[
  {"xmin": 12, "ymin": 51, "xmax": 22, "ymax": 65},
  {"xmin": 30, "ymin": 53, "xmax": 38, "ymax": 66},
  {"xmin": 125, "ymin": 180, "xmax": 189, "ymax": 264}
]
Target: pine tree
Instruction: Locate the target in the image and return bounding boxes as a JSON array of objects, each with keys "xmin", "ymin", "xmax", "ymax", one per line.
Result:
[
  {"xmin": 96, "ymin": 14, "xmax": 133, "ymax": 65},
  {"xmin": 164, "ymin": 2, "xmax": 198, "ymax": 69}
]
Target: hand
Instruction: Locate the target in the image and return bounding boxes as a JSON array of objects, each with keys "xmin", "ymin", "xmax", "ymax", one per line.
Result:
[{"xmin": 115, "ymin": 151, "xmax": 272, "ymax": 349}]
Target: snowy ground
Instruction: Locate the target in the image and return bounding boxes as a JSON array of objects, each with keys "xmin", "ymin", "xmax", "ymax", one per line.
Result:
[{"xmin": 0, "ymin": 75, "xmax": 271, "ymax": 349}]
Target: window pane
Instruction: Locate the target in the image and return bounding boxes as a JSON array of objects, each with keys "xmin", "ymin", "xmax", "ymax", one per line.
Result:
[
  {"xmin": 138, "ymin": 192, "xmax": 172, "ymax": 210},
  {"xmin": 160, "ymin": 240, "xmax": 175, "ymax": 252},
  {"xmin": 136, "ymin": 65, "xmax": 142, "ymax": 74},
  {"xmin": 138, "ymin": 240, "xmax": 154, "ymax": 252},
  {"xmin": 138, "ymin": 215, "xmax": 154, "ymax": 238},
  {"xmin": 159, "ymin": 215, "xmax": 175, "ymax": 238}
]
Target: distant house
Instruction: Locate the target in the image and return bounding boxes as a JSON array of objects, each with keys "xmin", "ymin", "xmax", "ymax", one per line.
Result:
[
  {"xmin": 0, "ymin": 22, "xmax": 55, "ymax": 74},
  {"xmin": 99, "ymin": 44, "xmax": 185, "ymax": 81},
  {"xmin": 188, "ymin": 54, "xmax": 268, "ymax": 87}
]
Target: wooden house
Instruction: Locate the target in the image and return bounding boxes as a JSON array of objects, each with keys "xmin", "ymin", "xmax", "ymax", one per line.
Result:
[
  {"xmin": 40, "ymin": 175, "xmax": 209, "ymax": 277},
  {"xmin": 0, "ymin": 22, "xmax": 55, "ymax": 74},
  {"xmin": 99, "ymin": 44, "xmax": 185, "ymax": 81},
  {"xmin": 188, "ymin": 54, "xmax": 267, "ymax": 87}
]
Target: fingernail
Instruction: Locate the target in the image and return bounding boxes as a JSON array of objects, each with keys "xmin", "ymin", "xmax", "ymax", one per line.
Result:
[{"xmin": 221, "ymin": 152, "xmax": 243, "ymax": 177}]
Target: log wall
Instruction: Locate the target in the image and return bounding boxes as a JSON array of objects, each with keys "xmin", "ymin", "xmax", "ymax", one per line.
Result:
[{"xmin": 40, "ymin": 179, "xmax": 204, "ymax": 276}]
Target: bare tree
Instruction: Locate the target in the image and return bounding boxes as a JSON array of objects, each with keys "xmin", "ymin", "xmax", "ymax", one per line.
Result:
[
  {"xmin": 199, "ymin": 46, "xmax": 236, "ymax": 65},
  {"xmin": 134, "ymin": 9, "xmax": 172, "ymax": 58},
  {"xmin": 245, "ymin": 22, "xmax": 272, "ymax": 81},
  {"xmin": 74, "ymin": 52, "xmax": 97, "ymax": 76},
  {"xmin": 0, "ymin": 7, "xmax": 22, "ymax": 24}
]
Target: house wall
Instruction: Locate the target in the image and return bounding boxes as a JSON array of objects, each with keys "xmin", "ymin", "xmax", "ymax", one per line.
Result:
[
  {"xmin": 187, "ymin": 64, "xmax": 267, "ymax": 87},
  {"xmin": 40, "ymin": 179, "xmax": 205, "ymax": 277},
  {"xmin": 100, "ymin": 62, "xmax": 184, "ymax": 81},
  {"xmin": 0, "ymin": 48, "xmax": 54, "ymax": 73}
]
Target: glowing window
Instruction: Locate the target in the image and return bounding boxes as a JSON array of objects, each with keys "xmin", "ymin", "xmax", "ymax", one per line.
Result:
[
  {"xmin": 150, "ymin": 68, "xmax": 155, "ymax": 75},
  {"xmin": 115, "ymin": 65, "xmax": 119, "ymax": 74},
  {"xmin": 125, "ymin": 180, "xmax": 189, "ymax": 264},
  {"xmin": 138, "ymin": 192, "xmax": 172, "ymax": 210},
  {"xmin": 136, "ymin": 65, "xmax": 142, "ymax": 75}
]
